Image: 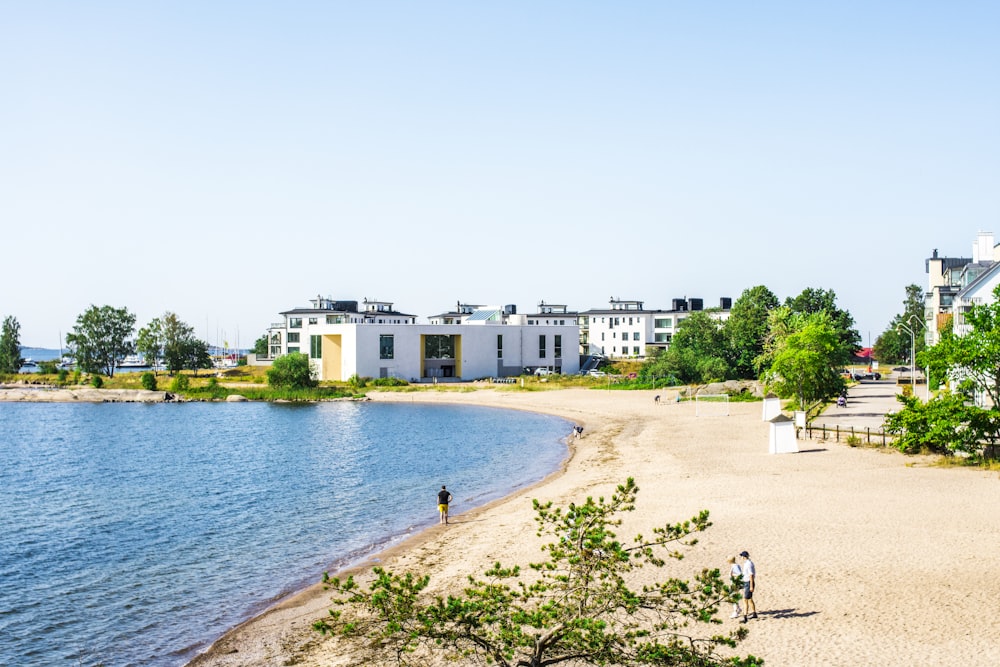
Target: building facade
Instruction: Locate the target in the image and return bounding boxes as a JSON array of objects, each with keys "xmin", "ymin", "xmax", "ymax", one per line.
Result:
[
  {"xmin": 925, "ymin": 232, "xmax": 999, "ymax": 345},
  {"xmin": 266, "ymin": 296, "xmax": 580, "ymax": 381},
  {"xmin": 579, "ymin": 297, "xmax": 732, "ymax": 360}
]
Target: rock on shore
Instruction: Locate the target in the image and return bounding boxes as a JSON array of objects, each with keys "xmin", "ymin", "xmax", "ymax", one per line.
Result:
[{"xmin": 0, "ymin": 385, "xmax": 170, "ymax": 403}]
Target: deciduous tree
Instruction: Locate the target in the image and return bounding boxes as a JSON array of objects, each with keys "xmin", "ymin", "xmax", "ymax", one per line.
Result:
[
  {"xmin": 315, "ymin": 479, "xmax": 760, "ymax": 667},
  {"xmin": 65, "ymin": 305, "xmax": 136, "ymax": 377},
  {"xmin": 763, "ymin": 310, "xmax": 848, "ymax": 409},
  {"xmin": 0, "ymin": 315, "xmax": 23, "ymax": 374},
  {"xmin": 724, "ymin": 286, "xmax": 780, "ymax": 378}
]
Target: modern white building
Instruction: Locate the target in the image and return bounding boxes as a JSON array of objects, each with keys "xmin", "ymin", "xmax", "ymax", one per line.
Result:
[
  {"xmin": 579, "ymin": 297, "xmax": 732, "ymax": 360},
  {"xmin": 266, "ymin": 296, "xmax": 580, "ymax": 382}
]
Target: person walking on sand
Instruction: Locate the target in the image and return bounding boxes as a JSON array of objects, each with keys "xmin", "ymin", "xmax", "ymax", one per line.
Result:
[
  {"xmin": 437, "ymin": 485, "xmax": 453, "ymax": 525},
  {"xmin": 739, "ymin": 550, "xmax": 757, "ymax": 622},
  {"xmin": 727, "ymin": 556, "xmax": 743, "ymax": 619}
]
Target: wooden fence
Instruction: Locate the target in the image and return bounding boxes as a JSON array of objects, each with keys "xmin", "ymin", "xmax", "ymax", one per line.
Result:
[{"xmin": 799, "ymin": 423, "xmax": 890, "ymax": 446}]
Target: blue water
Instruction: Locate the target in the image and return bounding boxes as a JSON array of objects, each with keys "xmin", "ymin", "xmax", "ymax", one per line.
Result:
[{"xmin": 0, "ymin": 401, "xmax": 570, "ymax": 667}]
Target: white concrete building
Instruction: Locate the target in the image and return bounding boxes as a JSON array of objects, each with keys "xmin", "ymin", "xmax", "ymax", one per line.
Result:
[
  {"xmin": 580, "ymin": 297, "xmax": 732, "ymax": 360},
  {"xmin": 266, "ymin": 296, "xmax": 580, "ymax": 382}
]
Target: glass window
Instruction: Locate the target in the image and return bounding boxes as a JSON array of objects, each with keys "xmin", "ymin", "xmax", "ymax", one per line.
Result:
[
  {"xmin": 380, "ymin": 335, "xmax": 394, "ymax": 360},
  {"xmin": 424, "ymin": 335, "xmax": 455, "ymax": 359},
  {"xmin": 289, "ymin": 318, "xmax": 302, "ymax": 328},
  {"xmin": 497, "ymin": 334, "xmax": 503, "ymax": 359},
  {"xmin": 554, "ymin": 335, "xmax": 562, "ymax": 359},
  {"xmin": 287, "ymin": 332, "xmax": 300, "ymax": 343},
  {"xmin": 539, "ymin": 335, "xmax": 546, "ymax": 358},
  {"xmin": 633, "ymin": 332, "xmax": 640, "ymax": 341},
  {"xmin": 287, "ymin": 347, "xmax": 299, "ymax": 354},
  {"xmin": 655, "ymin": 318, "xmax": 672, "ymax": 328},
  {"xmin": 633, "ymin": 346, "xmax": 641, "ymax": 356},
  {"xmin": 310, "ymin": 335, "xmax": 322, "ymax": 359},
  {"xmin": 308, "ymin": 318, "xmax": 317, "ymax": 324}
]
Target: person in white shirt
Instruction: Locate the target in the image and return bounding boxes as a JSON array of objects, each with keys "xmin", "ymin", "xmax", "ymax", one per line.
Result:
[
  {"xmin": 727, "ymin": 556, "xmax": 743, "ymax": 618},
  {"xmin": 739, "ymin": 550, "xmax": 757, "ymax": 622}
]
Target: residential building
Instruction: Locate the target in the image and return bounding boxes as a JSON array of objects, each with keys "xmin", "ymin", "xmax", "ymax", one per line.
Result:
[
  {"xmin": 579, "ymin": 297, "xmax": 732, "ymax": 360},
  {"xmin": 925, "ymin": 232, "xmax": 999, "ymax": 345},
  {"xmin": 266, "ymin": 296, "xmax": 580, "ymax": 381}
]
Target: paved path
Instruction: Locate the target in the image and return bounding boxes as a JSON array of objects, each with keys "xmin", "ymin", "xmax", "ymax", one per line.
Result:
[{"xmin": 812, "ymin": 378, "xmax": 904, "ymax": 431}]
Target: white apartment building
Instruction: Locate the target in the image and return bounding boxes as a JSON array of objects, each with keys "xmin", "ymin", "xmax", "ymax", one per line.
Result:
[
  {"xmin": 266, "ymin": 296, "xmax": 580, "ymax": 381},
  {"xmin": 925, "ymin": 232, "xmax": 1000, "ymax": 345},
  {"xmin": 579, "ymin": 297, "xmax": 732, "ymax": 360}
]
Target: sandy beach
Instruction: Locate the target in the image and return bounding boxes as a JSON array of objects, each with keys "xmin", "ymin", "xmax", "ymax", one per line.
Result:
[{"xmin": 188, "ymin": 387, "xmax": 1000, "ymax": 667}]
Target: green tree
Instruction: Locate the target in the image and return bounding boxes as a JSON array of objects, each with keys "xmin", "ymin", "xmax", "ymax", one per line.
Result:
[
  {"xmin": 0, "ymin": 315, "xmax": 23, "ymax": 374},
  {"xmin": 251, "ymin": 335, "xmax": 268, "ymax": 356},
  {"xmin": 267, "ymin": 352, "xmax": 317, "ymax": 389},
  {"xmin": 764, "ymin": 311, "xmax": 848, "ymax": 409},
  {"xmin": 919, "ymin": 284, "xmax": 1000, "ymax": 406},
  {"xmin": 157, "ymin": 312, "xmax": 212, "ymax": 375},
  {"xmin": 884, "ymin": 391, "xmax": 1000, "ymax": 457},
  {"xmin": 65, "ymin": 305, "xmax": 136, "ymax": 377},
  {"xmin": 136, "ymin": 318, "xmax": 165, "ymax": 375},
  {"xmin": 316, "ymin": 478, "xmax": 759, "ymax": 667},
  {"xmin": 873, "ymin": 285, "xmax": 926, "ymax": 364},
  {"xmin": 643, "ymin": 312, "xmax": 730, "ymax": 384},
  {"xmin": 784, "ymin": 287, "xmax": 861, "ymax": 355},
  {"xmin": 724, "ymin": 286, "xmax": 780, "ymax": 378}
]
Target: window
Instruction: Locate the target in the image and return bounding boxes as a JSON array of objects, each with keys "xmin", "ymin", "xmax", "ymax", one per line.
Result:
[
  {"xmin": 601, "ymin": 332, "xmax": 605, "ymax": 341},
  {"xmin": 289, "ymin": 317, "xmax": 302, "ymax": 328},
  {"xmin": 287, "ymin": 332, "xmax": 300, "ymax": 343},
  {"xmin": 633, "ymin": 332, "xmax": 640, "ymax": 341},
  {"xmin": 380, "ymin": 335, "xmax": 394, "ymax": 360},
  {"xmin": 310, "ymin": 335, "xmax": 322, "ymax": 358},
  {"xmin": 308, "ymin": 318, "xmax": 317, "ymax": 324},
  {"xmin": 424, "ymin": 335, "xmax": 455, "ymax": 359},
  {"xmin": 497, "ymin": 334, "xmax": 503, "ymax": 359},
  {"xmin": 554, "ymin": 335, "xmax": 562, "ymax": 359},
  {"xmin": 539, "ymin": 335, "xmax": 546, "ymax": 358},
  {"xmin": 654, "ymin": 332, "xmax": 670, "ymax": 343},
  {"xmin": 633, "ymin": 346, "xmax": 641, "ymax": 356},
  {"xmin": 287, "ymin": 347, "xmax": 299, "ymax": 354}
]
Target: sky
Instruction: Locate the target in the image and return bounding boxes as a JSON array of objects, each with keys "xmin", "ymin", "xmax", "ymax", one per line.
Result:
[{"xmin": 3, "ymin": 1, "xmax": 998, "ymax": 349}]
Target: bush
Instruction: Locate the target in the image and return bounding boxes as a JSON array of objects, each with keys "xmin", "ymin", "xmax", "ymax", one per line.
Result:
[
  {"xmin": 57, "ymin": 368, "xmax": 68, "ymax": 384},
  {"xmin": 267, "ymin": 353, "xmax": 317, "ymax": 389},
  {"xmin": 72, "ymin": 370, "xmax": 82, "ymax": 385},
  {"xmin": 90, "ymin": 375, "xmax": 104, "ymax": 388},
  {"xmin": 140, "ymin": 372, "xmax": 157, "ymax": 391},
  {"xmin": 169, "ymin": 374, "xmax": 190, "ymax": 392}
]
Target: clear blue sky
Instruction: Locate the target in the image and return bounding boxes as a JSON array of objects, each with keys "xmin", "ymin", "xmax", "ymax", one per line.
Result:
[{"xmin": 3, "ymin": 2, "xmax": 997, "ymax": 348}]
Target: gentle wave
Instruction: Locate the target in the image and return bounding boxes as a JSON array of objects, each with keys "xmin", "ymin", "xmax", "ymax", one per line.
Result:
[{"xmin": 0, "ymin": 401, "xmax": 570, "ymax": 667}]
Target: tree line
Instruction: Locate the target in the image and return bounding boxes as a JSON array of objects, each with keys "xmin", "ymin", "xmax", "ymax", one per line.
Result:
[
  {"xmin": 0, "ymin": 306, "xmax": 213, "ymax": 377},
  {"xmin": 640, "ymin": 285, "xmax": 861, "ymax": 409}
]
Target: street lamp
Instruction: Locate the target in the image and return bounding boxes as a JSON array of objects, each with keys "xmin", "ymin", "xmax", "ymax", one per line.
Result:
[
  {"xmin": 898, "ymin": 316, "xmax": 928, "ymax": 399},
  {"xmin": 897, "ymin": 322, "xmax": 916, "ymax": 390}
]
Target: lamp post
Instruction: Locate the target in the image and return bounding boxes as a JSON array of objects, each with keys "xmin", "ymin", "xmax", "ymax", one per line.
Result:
[
  {"xmin": 897, "ymin": 322, "xmax": 916, "ymax": 389},
  {"xmin": 908, "ymin": 315, "xmax": 928, "ymax": 399}
]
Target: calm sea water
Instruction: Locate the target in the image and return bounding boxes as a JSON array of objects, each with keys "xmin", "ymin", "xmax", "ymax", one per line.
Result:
[{"xmin": 0, "ymin": 401, "xmax": 570, "ymax": 667}]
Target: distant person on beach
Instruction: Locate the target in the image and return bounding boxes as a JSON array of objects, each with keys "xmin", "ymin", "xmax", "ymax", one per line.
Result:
[
  {"xmin": 739, "ymin": 551, "xmax": 757, "ymax": 622},
  {"xmin": 574, "ymin": 426, "xmax": 584, "ymax": 439},
  {"xmin": 437, "ymin": 485, "xmax": 453, "ymax": 525},
  {"xmin": 728, "ymin": 556, "xmax": 743, "ymax": 618}
]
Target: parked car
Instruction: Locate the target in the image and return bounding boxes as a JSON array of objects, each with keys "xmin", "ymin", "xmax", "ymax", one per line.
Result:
[
  {"xmin": 852, "ymin": 371, "xmax": 882, "ymax": 381},
  {"xmin": 534, "ymin": 368, "xmax": 555, "ymax": 376},
  {"xmin": 586, "ymin": 370, "xmax": 606, "ymax": 377}
]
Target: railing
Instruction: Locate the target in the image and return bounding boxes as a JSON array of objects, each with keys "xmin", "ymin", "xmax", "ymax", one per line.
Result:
[{"xmin": 799, "ymin": 423, "xmax": 890, "ymax": 446}]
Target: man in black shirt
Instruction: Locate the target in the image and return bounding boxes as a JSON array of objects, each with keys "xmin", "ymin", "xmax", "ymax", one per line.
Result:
[{"xmin": 437, "ymin": 485, "xmax": 453, "ymax": 525}]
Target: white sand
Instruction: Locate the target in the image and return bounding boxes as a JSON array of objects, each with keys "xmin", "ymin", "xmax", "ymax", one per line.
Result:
[{"xmin": 189, "ymin": 388, "xmax": 1000, "ymax": 666}]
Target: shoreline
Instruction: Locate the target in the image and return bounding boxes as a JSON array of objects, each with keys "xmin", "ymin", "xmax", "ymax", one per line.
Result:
[{"xmin": 127, "ymin": 387, "xmax": 1000, "ymax": 666}]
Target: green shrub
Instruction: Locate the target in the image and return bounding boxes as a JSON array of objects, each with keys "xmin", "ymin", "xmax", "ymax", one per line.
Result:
[
  {"xmin": 140, "ymin": 372, "xmax": 157, "ymax": 391},
  {"xmin": 72, "ymin": 370, "xmax": 82, "ymax": 385},
  {"xmin": 57, "ymin": 368, "xmax": 69, "ymax": 384},
  {"xmin": 169, "ymin": 375, "xmax": 190, "ymax": 392},
  {"xmin": 267, "ymin": 353, "xmax": 317, "ymax": 389},
  {"xmin": 90, "ymin": 375, "xmax": 104, "ymax": 388},
  {"xmin": 38, "ymin": 360, "xmax": 59, "ymax": 374}
]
